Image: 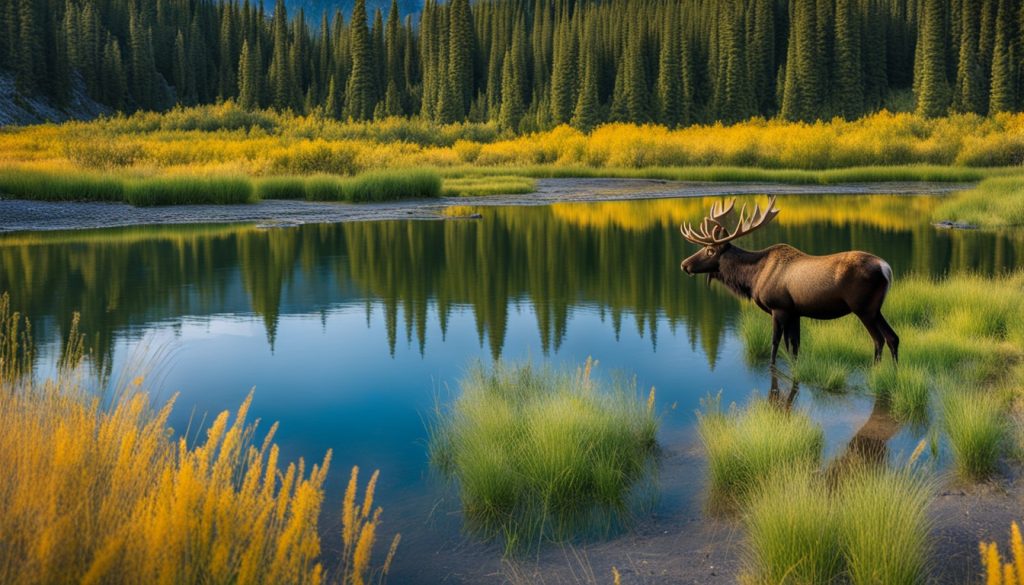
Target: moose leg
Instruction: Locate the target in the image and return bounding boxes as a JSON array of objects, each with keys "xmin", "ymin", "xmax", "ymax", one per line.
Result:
[
  {"xmin": 770, "ymin": 312, "xmax": 786, "ymax": 365},
  {"xmin": 877, "ymin": 314, "xmax": 900, "ymax": 363},
  {"xmin": 784, "ymin": 316, "xmax": 801, "ymax": 359},
  {"xmin": 856, "ymin": 313, "xmax": 886, "ymax": 363}
]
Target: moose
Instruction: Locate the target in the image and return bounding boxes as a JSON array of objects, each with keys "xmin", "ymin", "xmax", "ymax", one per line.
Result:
[{"xmin": 679, "ymin": 196, "xmax": 898, "ymax": 365}]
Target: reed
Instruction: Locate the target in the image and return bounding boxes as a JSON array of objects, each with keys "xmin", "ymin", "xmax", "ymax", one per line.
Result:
[
  {"xmin": 440, "ymin": 175, "xmax": 537, "ymax": 197},
  {"xmin": 124, "ymin": 176, "xmax": 255, "ymax": 206},
  {"xmin": 428, "ymin": 359, "xmax": 658, "ymax": 553},
  {"xmin": 299, "ymin": 169, "xmax": 442, "ymax": 202},
  {"xmin": 698, "ymin": 395, "xmax": 824, "ymax": 507},
  {"xmin": 0, "ymin": 167, "xmax": 124, "ymax": 202}
]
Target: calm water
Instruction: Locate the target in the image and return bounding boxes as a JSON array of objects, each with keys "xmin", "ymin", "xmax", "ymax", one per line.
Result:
[{"xmin": 2, "ymin": 194, "xmax": 1021, "ymax": 581}]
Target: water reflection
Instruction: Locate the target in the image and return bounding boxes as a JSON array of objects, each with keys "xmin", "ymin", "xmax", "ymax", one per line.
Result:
[{"xmin": 0, "ymin": 195, "xmax": 1020, "ymax": 373}]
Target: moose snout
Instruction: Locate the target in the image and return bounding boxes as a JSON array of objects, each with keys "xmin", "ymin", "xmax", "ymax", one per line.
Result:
[{"xmin": 681, "ymin": 260, "xmax": 692, "ymax": 275}]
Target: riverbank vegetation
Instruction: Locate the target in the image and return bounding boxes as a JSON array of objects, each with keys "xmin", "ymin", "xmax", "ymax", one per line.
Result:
[
  {"xmin": 428, "ymin": 359, "xmax": 658, "ymax": 553},
  {"xmin": 933, "ymin": 176, "xmax": 1024, "ymax": 228},
  {"xmin": 0, "ymin": 295, "xmax": 399, "ymax": 584}
]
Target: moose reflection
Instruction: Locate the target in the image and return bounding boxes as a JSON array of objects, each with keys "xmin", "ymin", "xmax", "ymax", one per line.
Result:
[{"xmin": 680, "ymin": 196, "xmax": 899, "ymax": 365}]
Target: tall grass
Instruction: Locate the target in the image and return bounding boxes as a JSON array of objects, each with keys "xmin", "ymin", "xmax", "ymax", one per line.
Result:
[
  {"xmin": 743, "ymin": 465, "xmax": 933, "ymax": 585},
  {"xmin": 933, "ymin": 176, "xmax": 1024, "ymax": 227},
  {"xmin": 262, "ymin": 169, "xmax": 442, "ymax": 203},
  {"xmin": 0, "ymin": 301, "xmax": 399, "ymax": 585},
  {"xmin": 697, "ymin": 395, "xmax": 824, "ymax": 507},
  {"xmin": 428, "ymin": 359, "xmax": 658, "ymax": 553},
  {"xmin": 440, "ymin": 175, "xmax": 537, "ymax": 197},
  {"xmin": 941, "ymin": 389, "xmax": 1009, "ymax": 480},
  {"xmin": 0, "ymin": 167, "xmax": 124, "ymax": 202},
  {"xmin": 979, "ymin": 522, "xmax": 1024, "ymax": 585},
  {"xmin": 124, "ymin": 176, "xmax": 255, "ymax": 206}
]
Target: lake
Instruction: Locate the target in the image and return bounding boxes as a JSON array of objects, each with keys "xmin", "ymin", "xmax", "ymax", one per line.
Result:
[{"xmin": 1, "ymin": 193, "xmax": 1020, "ymax": 582}]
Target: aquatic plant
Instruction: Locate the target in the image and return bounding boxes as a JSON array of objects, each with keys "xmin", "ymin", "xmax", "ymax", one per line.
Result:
[
  {"xmin": 429, "ymin": 359, "xmax": 658, "ymax": 553},
  {"xmin": 941, "ymin": 389, "xmax": 1009, "ymax": 480},
  {"xmin": 440, "ymin": 175, "xmax": 537, "ymax": 197},
  {"xmin": 0, "ymin": 167, "xmax": 124, "ymax": 202},
  {"xmin": 979, "ymin": 522, "xmax": 1024, "ymax": 585},
  {"xmin": 697, "ymin": 395, "xmax": 824, "ymax": 507},
  {"xmin": 298, "ymin": 169, "xmax": 442, "ymax": 202},
  {"xmin": 867, "ymin": 363, "xmax": 931, "ymax": 423}
]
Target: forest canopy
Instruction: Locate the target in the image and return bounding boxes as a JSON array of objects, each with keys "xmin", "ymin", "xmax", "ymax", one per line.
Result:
[{"xmin": 1, "ymin": 0, "xmax": 1022, "ymax": 131}]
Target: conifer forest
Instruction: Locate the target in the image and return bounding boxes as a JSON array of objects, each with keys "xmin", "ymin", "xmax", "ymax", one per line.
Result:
[{"xmin": 3, "ymin": 0, "xmax": 1023, "ymax": 130}]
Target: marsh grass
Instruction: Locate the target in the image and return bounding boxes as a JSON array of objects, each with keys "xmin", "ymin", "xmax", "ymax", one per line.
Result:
[
  {"xmin": 0, "ymin": 301, "xmax": 399, "ymax": 585},
  {"xmin": 742, "ymin": 466, "xmax": 843, "ymax": 585},
  {"xmin": 124, "ymin": 176, "xmax": 255, "ymax": 206},
  {"xmin": 941, "ymin": 389, "xmax": 1009, "ymax": 479},
  {"xmin": 256, "ymin": 176, "xmax": 307, "ymax": 200},
  {"xmin": 743, "ymin": 464, "xmax": 933, "ymax": 585},
  {"xmin": 698, "ymin": 395, "xmax": 823, "ymax": 508},
  {"xmin": 428, "ymin": 360, "xmax": 658, "ymax": 553},
  {"xmin": 934, "ymin": 176, "xmax": 1024, "ymax": 227},
  {"xmin": 0, "ymin": 167, "xmax": 124, "ymax": 202},
  {"xmin": 867, "ymin": 363, "xmax": 931, "ymax": 423},
  {"xmin": 440, "ymin": 175, "xmax": 537, "ymax": 197},
  {"xmin": 292, "ymin": 169, "xmax": 442, "ymax": 202}
]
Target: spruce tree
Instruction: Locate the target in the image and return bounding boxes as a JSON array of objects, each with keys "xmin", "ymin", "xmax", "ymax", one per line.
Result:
[
  {"xmin": 16, "ymin": 0, "xmax": 41, "ymax": 93},
  {"xmin": 833, "ymin": 0, "xmax": 864, "ymax": 118},
  {"xmin": 989, "ymin": 0, "xmax": 1019, "ymax": 112},
  {"xmin": 345, "ymin": 0, "xmax": 374, "ymax": 120},
  {"xmin": 383, "ymin": 0, "xmax": 406, "ymax": 116},
  {"xmin": 952, "ymin": 0, "xmax": 986, "ymax": 114},
  {"xmin": 915, "ymin": 0, "xmax": 951, "ymax": 117},
  {"xmin": 572, "ymin": 16, "xmax": 601, "ymax": 132},
  {"xmin": 268, "ymin": 0, "xmax": 293, "ymax": 110},
  {"xmin": 102, "ymin": 37, "xmax": 126, "ymax": 109},
  {"xmin": 657, "ymin": 9, "xmax": 683, "ymax": 127},
  {"xmin": 549, "ymin": 12, "xmax": 578, "ymax": 125},
  {"xmin": 237, "ymin": 38, "xmax": 261, "ymax": 109},
  {"xmin": 498, "ymin": 47, "xmax": 523, "ymax": 132}
]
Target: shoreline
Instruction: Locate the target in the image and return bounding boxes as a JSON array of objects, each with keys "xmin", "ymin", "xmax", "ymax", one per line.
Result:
[{"xmin": 0, "ymin": 178, "xmax": 971, "ymax": 234}]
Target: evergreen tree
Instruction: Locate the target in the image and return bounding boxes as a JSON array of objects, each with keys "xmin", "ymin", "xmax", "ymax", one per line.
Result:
[
  {"xmin": 915, "ymin": 0, "xmax": 951, "ymax": 117},
  {"xmin": 833, "ymin": 0, "xmax": 863, "ymax": 118},
  {"xmin": 952, "ymin": 0, "xmax": 987, "ymax": 114},
  {"xmin": 345, "ymin": 0, "xmax": 374, "ymax": 120},
  {"xmin": 989, "ymin": 0, "xmax": 1019, "ymax": 112},
  {"xmin": 101, "ymin": 36, "xmax": 126, "ymax": 109},
  {"xmin": 268, "ymin": 0, "xmax": 293, "ymax": 110},
  {"xmin": 16, "ymin": 0, "xmax": 41, "ymax": 93},
  {"xmin": 238, "ymin": 38, "xmax": 261, "ymax": 109},
  {"xmin": 657, "ymin": 9, "xmax": 683, "ymax": 128},
  {"xmin": 572, "ymin": 16, "xmax": 601, "ymax": 131},
  {"xmin": 549, "ymin": 11, "xmax": 578, "ymax": 125},
  {"xmin": 383, "ymin": 0, "xmax": 405, "ymax": 116},
  {"xmin": 498, "ymin": 47, "xmax": 523, "ymax": 132}
]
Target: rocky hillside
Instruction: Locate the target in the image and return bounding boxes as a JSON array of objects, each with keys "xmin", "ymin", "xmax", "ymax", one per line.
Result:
[{"xmin": 0, "ymin": 71, "xmax": 110, "ymax": 127}]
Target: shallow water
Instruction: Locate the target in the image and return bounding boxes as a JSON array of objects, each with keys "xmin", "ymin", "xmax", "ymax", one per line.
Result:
[{"xmin": 1, "ymin": 193, "xmax": 1021, "ymax": 582}]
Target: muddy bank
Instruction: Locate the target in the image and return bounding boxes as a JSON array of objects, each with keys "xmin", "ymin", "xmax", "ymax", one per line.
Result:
[{"xmin": 0, "ymin": 178, "xmax": 970, "ymax": 234}]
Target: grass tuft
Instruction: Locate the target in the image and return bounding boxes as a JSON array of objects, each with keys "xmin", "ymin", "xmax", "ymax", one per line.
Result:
[
  {"xmin": 441, "ymin": 175, "xmax": 537, "ymax": 197},
  {"xmin": 429, "ymin": 359, "xmax": 658, "ymax": 553},
  {"xmin": 698, "ymin": 395, "xmax": 823, "ymax": 507},
  {"xmin": 0, "ymin": 168, "xmax": 124, "ymax": 202},
  {"xmin": 941, "ymin": 389, "xmax": 1009, "ymax": 480},
  {"xmin": 934, "ymin": 176, "xmax": 1024, "ymax": 227}
]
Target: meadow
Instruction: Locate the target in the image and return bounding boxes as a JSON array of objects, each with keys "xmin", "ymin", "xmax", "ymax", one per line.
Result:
[{"xmin": 1, "ymin": 103, "xmax": 1023, "ymax": 206}]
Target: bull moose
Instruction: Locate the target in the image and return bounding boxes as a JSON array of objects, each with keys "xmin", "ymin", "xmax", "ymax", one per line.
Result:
[{"xmin": 679, "ymin": 196, "xmax": 898, "ymax": 365}]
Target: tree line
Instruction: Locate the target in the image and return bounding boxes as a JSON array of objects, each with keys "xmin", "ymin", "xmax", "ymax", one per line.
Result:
[{"xmin": 1, "ymin": 0, "xmax": 1022, "ymax": 130}]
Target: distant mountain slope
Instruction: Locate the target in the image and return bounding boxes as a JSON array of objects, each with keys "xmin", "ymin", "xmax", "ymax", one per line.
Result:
[{"xmin": 284, "ymin": 0, "xmax": 421, "ymax": 19}]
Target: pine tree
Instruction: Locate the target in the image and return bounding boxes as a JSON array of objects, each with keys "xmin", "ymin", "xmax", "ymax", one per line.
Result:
[
  {"xmin": 549, "ymin": 11, "xmax": 578, "ymax": 125},
  {"xmin": 219, "ymin": 2, "xmax": 238, "ymax": 100},
  {"xmin": 238, "ymin": 38, "xmax": 261, "ymax": 109},
  {"xmin": 657, "ymin": 9, "xmax": 683, "ymax": 127},
  {"xmin": 915, "ymin": 0, "xmax": 951, "ymax": 117},
  {"xmin": 102, "ymin": 36, "xmax": 127, "ymax": 110},
  {"xmin": 571, "ymin": 17, "xmax": 601, "ymax": 132},
  {"xmin": 268, "ymin": 0, "xmax": 293, "ymax": 110},
  {"xmin": 447, "ymin": 0, "xmax": 473, "ymax": 118},
  {"xmin": 498, "ymin": 47, "xmax": 523, "ymax": 132},
  {"xmin": 989, "ymin": 0, "xmax": 1019, "ymax": 112},
  {"xmin": 748, "ymin": 0, "xmax": 776, "ymax": 114},
  {"xmin": 383, "ymin": 0, "xmax": 405, "ymax": 116},
  {"xmin": 128, "ymin": 11, "xmax": 158, "ymax": 109},
  {"xmin": 952, "ymin": 0, "xmax": 987, "ymax": 114},
  {"xmin": 345, "ymin": 0, "xmax": 374, "ymax": 120},
  {"xmin": 833, "ymin": 0, "xmax": 864, "ymax": 118},
  {"xmin": 16, "ymin": 0, "xmax": 41, "ymax": 93}
]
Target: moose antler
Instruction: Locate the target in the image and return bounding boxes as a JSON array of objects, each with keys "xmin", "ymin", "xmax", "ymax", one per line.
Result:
[{"xmin": 680, "ymin": 196, "xmax": 780, "ymax": 246}]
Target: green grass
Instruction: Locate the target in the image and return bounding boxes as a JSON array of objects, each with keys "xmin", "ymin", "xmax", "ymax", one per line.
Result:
[
  {"xmin": 941, "ymin": 389, "xmax": 1009, "ymax": 480},
  {"xmin": 441, "ymin": 175, "xmax": 537, "ymax": 197},
  {"xmin": 255, "ymin": 176, "xmax": 307, "ymax": 200},
  {"xmin": 742, "ymin": 466, "xmax": 843, "ymax": 585},
  {"xmin": 428, "ymin": 360, "xmax": 658, "ymax": 553},
  {"xmin": 837, "ymin": 465, "xmax": 934, "ymax": 585},
  {"xmin": 867, "ymin": 363, "xmax": 931, "ymax": 423},
  {"xmin": 697, "ymin": 395, "xmax": 824, "ymax": 508},
  {"xmin": 933, "ymin": 175, "xmax": 1024, "ymax": 227},
  {"xmin": 123, "ymin": 176, "xmax": 255, "ymax": 206},
  {"xmin": 297, "ymin": 169, "xmax": 442, "ymax": 202},
  {"xmin": 440, "ymin": 164, "xmax": 1000, "ymax": 185},
  {"xmin": 0, "ymin": 168, "xmax": 124, "ymax": 202},
  {"xmin": 743, "ymin": 464, "xmax": 933, "ymax": 585}
]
